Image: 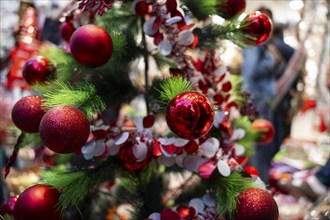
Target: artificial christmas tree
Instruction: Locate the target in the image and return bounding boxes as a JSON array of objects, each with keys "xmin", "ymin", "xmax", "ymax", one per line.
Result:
[{"xmin": 1, "ymin": 0, "xmax": 280, "ymax": 219}]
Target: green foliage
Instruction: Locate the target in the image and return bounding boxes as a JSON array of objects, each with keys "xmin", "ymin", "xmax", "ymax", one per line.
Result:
[
  {"xmin": 0, "ymin": 215, "xmax": 14, "ymax": 220},
  {"xmin": 214, "ymin": 172, "xmax": 255, "ymax": 219},
  {"xmin": 181, "ymin": 0, "xmax": 217, "ymax": 20},
  {"xmin": 233, "ymin": 116, "xmax": 257, "ymax": 156},
  {"xmin": 20, "ymin": 132, "xmax": 43, "ymax": 148},
  {"xmin": 159, "ymin": 77, "xmax": 192, "ymax": 105},
  {"xmin": 42, "ymin": 80, "xmax": 106, "ymax": 118},
  {"xmin": 229, "ymin": 75, "xmax": 244, "ymax": 106}
]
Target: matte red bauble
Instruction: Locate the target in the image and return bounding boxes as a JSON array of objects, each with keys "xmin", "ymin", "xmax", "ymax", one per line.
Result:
[
  {"xmin": 166, "ymin": 91, "xmax": 214, "ymax": 140},
  {"xmin": 60, "ymin": 21, "xmax": 76, "ymax": 42},
  {"xmin": 235, "ymin": 188, "xmax": 279, "ymax": 220},
  {"xmin": 134, "ymin": 0, "xmax": 149, "ymax": 16},
  {"xmin": 11, "ymin": 96, "xmax": 45, "ymax": 133},
  {"xmin": 217, "ymin": 0, "xmax": 246, "ymax": 20},
  {"xmin": 70, "ymin": 24, "xmax": 113, "ymax": 67},
  {"xmin": 241, "ymin": 11, "xmax": 272, "ymax": 45},
  {"xmin": 251, "ymin": 119, "xmax": 274, "ymax": 144},
  {"xmin": 13, "ymin": 185, "xmax": 61, "ymax": 220},
  {"xmin": 22, "ymin": 56, "xmax": 54, "ymax": 85},
  {"xmin": 39, "ymin": 105, "xmax": 90, "ymax": 153}
]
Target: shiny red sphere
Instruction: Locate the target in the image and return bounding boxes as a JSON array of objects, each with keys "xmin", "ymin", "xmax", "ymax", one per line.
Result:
[
  {"xmin": 60, "ymin": 21, "xmax": 75, "ymax": 43},
  {"xmin": 39, "ymin": 106, "xmax": 90, "ymax": 153},
  {"xmin": 235, "ymin": 188, "xmax": 279, "ymax": 220},
  {"xmin": 134, "ymin": 0, "xmax": 149, "ymax": 16},
  {"xmin": 252, "ymin": 119, "xmax": 274, "ymax": 144},
  {"xmin": 13, "ymin": 185, "xmax": 61, "ymax": 220},
  {"xmin": 70, "ymin": 24, "xmax": 113, "ymax": 67},
  {"xmin": 217, "ymin": 0, "xmax": 246, "ymax": 20},
  {"xmin": 241, "ymin": 11, "xmax": 273, "ymax": 45},
  {"xmin": 11, "ymin": 96, "xmax": 45, "ymax": 133},
  {"xmin": 166, "ymin": 91, "xmax": 214, "ymax": 140},
  {"xmin": 22, "ymin": 56, "xmax": 54, "ymax": 85}
]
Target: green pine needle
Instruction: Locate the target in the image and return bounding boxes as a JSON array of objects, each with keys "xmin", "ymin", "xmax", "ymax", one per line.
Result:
[
  {"xmin": 0, "ymin": 215, "xmax": 14, "ymax": 220},
  {"xmin": 42, "ymin": 80, "xmax": 106, "ymax": 118},
  {"xmin": 233, "ymin": 116, "xmax": 258, "ymax": 156},
  {"xmin": 181, "ymin": 0, "xmax": 217, "ymax": 20},
  {"xmin": 20, "ymin": 132, "xmax": 43, "ymax": 148},
  {"xmin": 159, "ymin": 77, "xmax": 192, "ymax": 105},
  {"xmin": 214, "ymin": 172, "xmax": 255, "ymax": 219},
  {"xmin": 229, "ymin": 75, "xmax": 244, "ymax": 106}
]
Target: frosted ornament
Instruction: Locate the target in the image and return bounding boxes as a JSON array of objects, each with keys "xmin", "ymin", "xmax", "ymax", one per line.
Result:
[{"xmin": 217, "ymin": 160, "xmax": 231, "ymax": 176}]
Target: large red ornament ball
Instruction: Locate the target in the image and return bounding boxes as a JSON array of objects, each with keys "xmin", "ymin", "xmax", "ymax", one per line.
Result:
[
  {"xmin": 13, "ymin": 184, "xmax": 61, "ymax": 220},
  {"xmin": 22, "ymin": 56, "xmax": 54, "ymax": 85},
  {"xmin": 252, "ymin": 119, "xmax": 274, "ymax": 144},
  {"xmin": 166, "ymin": 91, "xmax": 214, "ymax": 140},
  {"xmin": 70, "ymin": 24, "xmax": 113, "ymax": 67},
  {"xmin": 39, "ymin": 105, "xmax": 90, "ymax": 153},
  {"xmin": 60, "ymin": 21, "xmax": 76, "ymax": 43},
  {"xmin": 11, "ymin": 96, "xmax": 45, "ymax": 133},
  {"xmin": 217, "ymin": 0, "xmax": 246, "ymax": 20},
  {"xmin": 235, "ymin": 188, "xmax": 279, "ymax": 220},
  {"xmin": 241, "ymin": 11, "xmax": 272, "ymax": 45}
]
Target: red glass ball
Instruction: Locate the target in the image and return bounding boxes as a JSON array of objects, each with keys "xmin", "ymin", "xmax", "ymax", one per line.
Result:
[
  {"xmin": 60, "ymin": 21, "xmax": 75, "ymax": 43},
  {"xmin": 134, "ymin": 0, "xmax": 149, "ymax": 16},
  {"xmin": 166, "ymin": 91, "xmax": 214, "ymax": 140},
  {"xmin": 22, "ymin": 56, "xmax": 54, "ymax": 85},
  {"xmin": 217, "ymin": 0, "xmax": 246, "ymax": 20},
  {"xmin": 70, "ymin": 24, "xmax": 113, "ymax": 67},
  {"xmin": 252, "ymin": 119, "xmax": 274, "ymax": 144},
  {"xmin": 235, "ymin": 188, "xmax": 279, "ymax": 220},
  {"xmin": 39, "ymin": 105, "xmax": 90, "ymax": 154},
  {"xmin": 241, "ymin": 11, "xmax": 272, "ymax": 45},
  {"xmin": 11, "ymin": 96, "xmax": 45, "ymax": 133},
  {"xmin": 13, "ymin": 185, "xmax": 61, "ymax": 220}
]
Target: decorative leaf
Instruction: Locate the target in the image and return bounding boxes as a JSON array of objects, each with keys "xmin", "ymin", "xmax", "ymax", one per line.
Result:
[{"xmin": 159, "ymin": 77, "xmax": 192, "ymax": 105}]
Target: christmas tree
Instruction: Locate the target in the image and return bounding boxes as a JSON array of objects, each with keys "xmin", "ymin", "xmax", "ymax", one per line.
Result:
[{"xmin": 1, "ymin": 0, "xmax": 280, "ymax": 219}]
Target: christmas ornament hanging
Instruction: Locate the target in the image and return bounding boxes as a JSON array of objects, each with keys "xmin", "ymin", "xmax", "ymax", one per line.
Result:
[
  {"xmin": 11, "ymin": 96, "xmax": 45, "ymax": 133},
  {"xmin": 70, "ymin": 24, "xmax": 113, "ymax": 67},
  {"xmin": 39, "ymin": 105, "xmax": 90, "ymax": 153},
  {"xmin": 13, "ymin": 184, "xmax": 61, "ymax": 220},
  {"xmin": 22, "ymin": 56, "xmax": 54, "ymax": 85},
  {"xmin": 60, "ymin": 21, "xmax": 76, "ymax": 43},
  {"xmin": 217, "ymin": 0, "xmax": 246, "ymax": 20},
  {"xmin": 241, "ymin": 11, "xmax": 272, "ymax": 45},
  {"xmin": 235, "ymin": 188, "xmax": 279, "ymax": 220},
  {"xmin": 133, "ymin": 0, "xmax": 149, "ymax": 16},
  {"xmin": 166, "ymin": 91, "xmax": 214, "ymax": 140},
  {"xmin": 251, "ymin": 119, "xmax": 274, "ymax": 144}
]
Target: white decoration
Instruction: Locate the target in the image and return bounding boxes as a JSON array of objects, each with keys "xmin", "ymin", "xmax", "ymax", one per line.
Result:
[
  {"xmin": 217, "ymin": 160, "xmax": 231, "ymax": 177},
  {"xmin": 189, "ymin": 198, "xmax": 205, "ymax": 214},
  {"xmin": 114, "ymin": 132, "xmax": 129, "ymax": 145},
  {"xmin": 143, "ymin": 17, "xmax": 157, "ymax": 36},
  {"xmin": 159, "ymin": 40, "xmax": 172, "ymax": 56},
  {"xmin": 165, "ymin": 16, "xmax": 182, "ymax": 26},
  {"xmin": 178, "ymin": 30, "xmax": 194, "ymax": 46}
]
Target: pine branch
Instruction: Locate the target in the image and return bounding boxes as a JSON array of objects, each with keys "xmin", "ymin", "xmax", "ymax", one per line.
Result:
[
  {"xmin": 229, "ymin": 75, "xmax": 244, "ymax": 106},
  {"xmin": 233, "ymin": 117, "xmax": 258, "ymax": 156},
  {"xmin": 181, "ymin": 0, "xmax": 217, "ymax": 20},
  {"xmin": 0, "ymin": 215, "xmax": 14, "ymax": 220},
  {"xmin": 159, "ymin": 77, "xmax": 192, "ymax": 105}
]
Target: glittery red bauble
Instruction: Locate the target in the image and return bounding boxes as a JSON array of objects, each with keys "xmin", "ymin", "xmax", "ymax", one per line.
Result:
[
  {"xmin": 70, "ymin": 24, "xmax": 113, "ymax": 67},
  {"xmin": 235, "ymin": 188, "xmax": 279, "ymax": 220},
  {"xmin": 252, "ymin": 119, "xmax": 274, "ymax": 144},
  {"xmin": 39, "ymin": 106, "xmax": 90, "ymax": 154},
  {"xmin": 217, "ymin": 0, "xmax": 246, "ymax": 20},
  {"xmin": 22, "ymin": 56, "xmax": 54, "ymax": 85},
  {"xmin": 11, "ymin": 96, "xmax": 45, "ymax": 133},
  {"xmin": 13, "ymin": 185, "xmax": 61, "ymax": 220},
  {"xmin": 60, "ymin": 21, "xmax": 76, "ymax": 43},
  {"xmin": 166, "ymin": 91, "xmax": 214, "ymax": 140},
  {"xmin": 241, "ymin": 11, "xmax": 272, "ymax": 45}
]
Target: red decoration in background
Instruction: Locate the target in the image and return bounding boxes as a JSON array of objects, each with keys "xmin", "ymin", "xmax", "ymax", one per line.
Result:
[
  {"xmin": 60, "ymin": 21, "xmax": 76, "ymax": 43},
  {"xmin": 217, "ymin": 0, "xmax": 246, "ymax": 20},
  {"xmin": 78, "ymin": 0, "xmax": 114, "ymax": 16},
  {"xmin": 22, "ymin": 56, "xmax": 54, "ymax": 85},
  {"xmin": 70, "ymin": 24, "xmax": 113, "ymax": 67},
  {"xmin": 166, "ymin": 91, "xmax": 214, "ymax": 140},
  {"xmin": 244, "ymin": 165, "xmax": 259, "ymax": 176},
  {"xmin": 39, "ymin": 106, "xmax": 90, "ymax": 154},
  {"xmin": 251, "ymin": 119, "xmax": 274, "ymax": 144},
  {"xmin": 13, "ymin": 185, "xmax": 61, "ymax": 220},
  {"xmin": 133, "ymin": 0, "xmax": 149, "ymax": 16},
  {"xmin": 0, "ymin": 195, "xmax": 18, "ymax": 216}
]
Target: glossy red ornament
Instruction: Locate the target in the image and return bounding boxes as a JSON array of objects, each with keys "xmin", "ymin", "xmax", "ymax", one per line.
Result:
[
  {"xmin": 134, "ymin": 0, "xmax": 149, "ymax": 16},
  {"xmin": 217, "ymin": 0, "xmax": 246, "ymax": 20},
  {"xmin": 235, "ymin": 188, "xmax": 279, "ymax": 220},
  {"xmin": 241, "ymin": 11, "xmax": 272, "ymax": 45},
  {"xmin": 251, "ymin": 119, "xmax": 274, "ymax": 144},
  {"xmin": 11, "ymin": 96, "xmax": 45, "ymax": 133},
  {"xmin": 39, "ymin": 105, "xmax": 90, "ymax": 153},
  {"xmin": 22, "ymin": 56, "xmax": 54, "ymax": 85},
  {"xmin": 166, "ymin": 91, "xmax": 214, "ymax": 140},
  {"xmin": 70, "ymin": 24, "xmax": 113, "ymax": 67},
  {"xmin": 13, "ymin": 185, "xmax": 61, "ymax": 220},
  {"xmin": 244, "ymin": 165, "xmax": 259, "ymax": 176},
  {"xmin": 60, "ymin": 21, "xmax": 76, "ymax": 43}
]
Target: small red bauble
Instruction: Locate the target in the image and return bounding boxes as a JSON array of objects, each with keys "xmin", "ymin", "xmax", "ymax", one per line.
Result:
[
  {"xmin": 251, "ymin": 119, "xmax": 274, "ymax": 144},
  {"xmin": 39, "ymin": 105, "xmax": 90, "ymax": 154},
  {"xmin": 70, "ymin": 24, "xmax": 113, "ymax": 67},
  {"xmin": 235, "ymin": 188, "xmax": 279, "ymax": 220},
  {"xmin": 217, "ymin": 0, "xmax": 246, "ymax": 20},
  {"xmin": 133, "ymin": 0, "xmax": 149, "ymax": 16},
  {"xmin": 241, "ymin": 11, "xmax": 272, "ymax": 45},
  {"xmin": 244, "ymin": 165, "xmax": 259, "ymax": 176},
  {"xmin": 11, "ymin": 96, "xmax": 45, "ymax": 133},
  {"xmin": 0, "ymin": 195, "xmax": 18, "ymax": 215},
  {"xmin": 60, "ymin": 21, "xmax": 76, "ymax": 43},
  {"xmin": 13, "ymin": 185, "xmax": 61, "ymax": 220},
  {"xmin": 166, "ymin": 91, "xmax": 214, "ymax": 140},
  {"xmin": 22, "ymin": 56, "xmax": 54, "ymax": 85}
]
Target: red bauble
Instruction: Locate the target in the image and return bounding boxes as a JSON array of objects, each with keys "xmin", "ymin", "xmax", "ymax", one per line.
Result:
[
  {"xmin": 13, "ymin": 185, "xmax": 61, "ymax": 220},
  {"xmin": 241, "ymin": 11, "xmax": 272, "ymax": 45},
  {"xmin": 133, "ymin": 0, "xmax": 149, "ymax": 16},
  {"xmin": 252, "ymin": 119, "xmax": 274, "ymax": 144},
  {"xmin": 11, "ymin": 96, "xmax": 45, "ymax": 133},
  {"xmin": 0, "ymin": 195, "xmax": 18, "ymax": 215},
  {"xmin": 244, "ymin": 165, "xmax": 259, "ymax": 176},
  {"xmin": 22, "ymin": 56, "xmax": 54, "ymax": 85},
  {"xmin": 217, "ymin": 0, "xmax": 246, "ymax": 20},
  {"xmin": 235, "ymin": 188, "xmax": 279, "ymax": 220},
  {"xmin": 60, "ymin": 21, "xmax": 76, "ymax": 43},
  {"xmin": 39, "ymin": 106, "xmax": 90, "ymax": 153},
  {"xmin": 166, "ymin": 91, "xmax": 214, "ymax": 140},
  {"xmin": 70, "ymin": 24, "xmax": 113, "ymax": 67}
]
